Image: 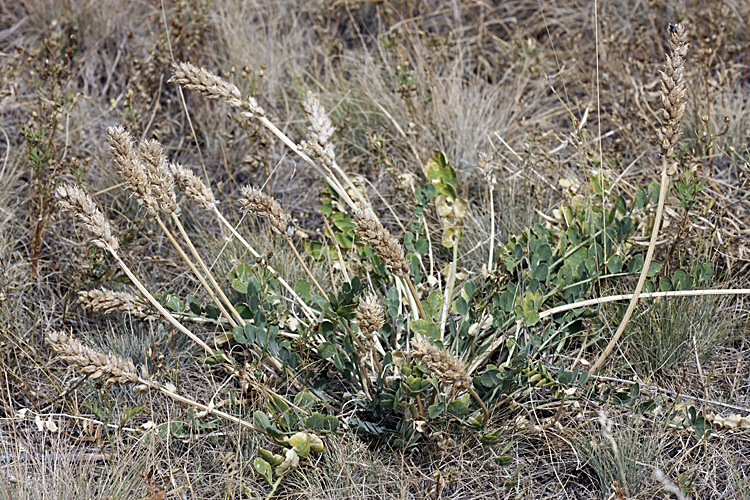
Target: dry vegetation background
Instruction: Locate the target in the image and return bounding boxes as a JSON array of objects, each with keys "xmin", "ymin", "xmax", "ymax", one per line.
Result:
[{"xmin": 2, "ymin": 0, "xmax": 750, "ymax": 499}]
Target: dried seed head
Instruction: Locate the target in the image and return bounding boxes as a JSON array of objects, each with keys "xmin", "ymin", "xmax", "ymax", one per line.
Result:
[
  {"xmin": 138, "ymin": 139, "xmax": 179, "ymax": 215},
  {"xmin": 55, "ymin": 184, "xmax": 119, "ymax": 251},
  {"xmin": 353, "ymin": 208, "xmax": 409, "ymax": 278},
  {"xmin": 78, "ymin": 288, "xmax": 154, "ymax": 320},
  {"xmin": 107, "ymin": 126, "xmax": 159, "ymax": 216},
  {"xmin": 46, "ymin": 331, "xmax": 140, "ymax": 385},
  {"xmin": 411, "ymin": 334, "xmax": 471, "ymax": 391},
  {"xmin": 298, "ymin": 139, "xmax": 336, "ymax": 172},
  {"xmin": 357, "ymin": 295, "xmax": 384, "ymax": 341},
  {"xmin": 239, "ymin": 186, "xmax": 290, "ymax": 235},
  {"xmin": 657, "ymin": 23, "xmax": 689, "ymax": 160},
  {"xmin": 169, "ymin": 62, "xmax": 265, "ymax": 118},
  {"xmin": 302, "ymin": 91, "xmax": 335, "ymax": 146},
  {"xmin": 169, "ymin": 163, "xmax": 216, "ymax": 210}
]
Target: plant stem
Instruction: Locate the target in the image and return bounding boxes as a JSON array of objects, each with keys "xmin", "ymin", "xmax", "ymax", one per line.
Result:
[
  {"xmin": 144, "ymin": 378, "xmax": 268, "ymax": 436},
  {"xmin": 468, "ymin": 387, "xmax": 489, "ymax": 427},
  {"xmin": 404, "ymin": 278, "xmax": 427, "ymax": 321},
  {"xmin": 439, "ymin": 242, "xmax": 459, "ymax": 341},
  {"xmin": 171, "ymin": 212, "xmax": 246, "ymax": 326},
  {"xmin": 109, "ymin": 250, "xmax": 217, "ymax": 358},
  {"xmin": 285, "ymin": 236, "xmax": 329, "ymax": 302},
  {"xmin": 212, "ymin": 207, "xmax": 317, "ymax": 321},
  {"xmin": 591, "ymin": 162, "xmax": 670, "ymax": 371},
  {"xmin": 154, "ymin": 215, "xmax": 238, "ymax": 328}
]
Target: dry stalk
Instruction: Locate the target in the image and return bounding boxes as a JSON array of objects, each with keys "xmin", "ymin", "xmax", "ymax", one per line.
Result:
[
  {"xmin": 167, "ymin": 163, "xmax": 317, "ymax": 320},
  {"xmin": 112, "ymin": 129, "xmax": 240, "ymax": 328},
  {"xmin": 46, "ymin": 331, "xmax": 267, "ymax": 436},
  {"xmin": 169, "ymin": 212, "xmax": 247, "ymax": 326},
  {"xmin": 55, "ymin": 185, "xmax": 219, "ymax": 359},
  {"xmin": 592, "ymin": 23, "xmax": 689, "ymax": 371},
  {"xmin": 138, "ymin": 141, "xmax": 239, "ymax": 324},
  {"xmin": 169, "ymin": 62, "xmax": 357, "ymax": 210}
]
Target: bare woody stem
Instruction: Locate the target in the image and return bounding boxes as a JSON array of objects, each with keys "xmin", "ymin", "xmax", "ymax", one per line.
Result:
[
  {"xmin": 153, "ymin": 215, "xmax": 238, "ymax": 328},
  {"xmin": 540, "ymin": 287, "xmax": 750, "ymax": 319},
  {"xmin": 170, "ymin": 213, "xmax": 246, "ymax": 326},
  {"xmin": 255, "ymin": 115, "xmax": 357, "ymax": 211}
]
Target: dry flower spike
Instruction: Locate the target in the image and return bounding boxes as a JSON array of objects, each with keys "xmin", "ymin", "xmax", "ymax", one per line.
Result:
[
  {"xmin": 55, "ymin": 184, "xmax": 119, "ymax": 251},
  {"xmin": 170, "ymin": 162, "xmax": 217, "ymax": 210},
  {"xmin": 353, "ymin": 208, "xmax": 409, "ymax": 278},
  {"xmin": 657, "ymin": 23, "xmax": 689, "ymax": 160},
  {"xmin": 239, "ymin": 185, "xmax": 291, "ymax": 235},
  {"xmin": 46, "ymin": 331, "xmax": 141, "ymax": 386},
  {"xmin": 78, "ymin": 288, "xmax": 154, "ymax": 320}
]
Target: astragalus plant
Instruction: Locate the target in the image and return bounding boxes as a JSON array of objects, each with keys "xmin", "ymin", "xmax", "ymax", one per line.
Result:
[{"xmin": 49, "ymin": 23, "xmax": 750, "ymax": 496}]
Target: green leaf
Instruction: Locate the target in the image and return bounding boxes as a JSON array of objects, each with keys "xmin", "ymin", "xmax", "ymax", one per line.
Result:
[
  {"xmin": 649, "ymin": 181, "xmax": 661, "ymax": 203},
  {"xmin": 454, "ymin": 297, "xmax": 468, "ymax": 316},
  {"xmin": 232, "ymin": 279, "xmax": 248, "ymax": 294},
  {"xmin": 533, "ymin": 263, "xmax": 549, "ymax": 281},
  {"xmin": 427, "ymin": 402, "xmax": 445, "ymax": 419},
  {"xmin": 635, "ymin": 188, "xmax": 647, "ymax": 209},
  {"xmin": 628, "ymin": 254, "xmax": 644, "ymax": 273},
  {"xmin": 241, "ymin": 324, "xmax": 256, "ymax": 344},
  {"xmin": 524, "ymin": 310, "xmax": 540, "ymax": 327},
  {"xmin": 673, "ymin": 269, "xmax": 692, "ymax": 290},
  {"xmin": 254, "ymin": 411, "xmax": 271, "ymax": 430},
  {"xmin": 259, "ymin": 448, "xmax": 285, "ymax": 466},
  {"xmin": 479, "ymin": 433, "xmax": 500, "ymax": 445},
  {"xmin": 535, "ymin": 243, "xmax": 552, "ymax": 261},
  {"xmin": 256, "ymin": 327, "xmax": 268, "ymax": 347},
  {"xmin": 304, "ymin": 240, "xmax": 324, "ymax": 260},
  {"xmin": 414, "ymin": 237, "xmax": 429, "ymax": 255},
  {"xmin": 322, "ymin": 415, "xmax": 340, "ymax": 431},
  {"xmin": 334, "ymin": 231, "xmax": 354, "ymax": 249},
  {"xmin": 411, "ymin": 319, "xmax": 439, "ymax": 339},
  {"xmin": 659, "ymin": 276, "xmax": 673, "ymax": 292},
  {"xmin": 254, "ymin": 458, "xmax": 273, "ymax": 484},
  {"xmin": 121, "ymin": 404, "xmax": 145, "ymax": 427},
  {"xmin": 294, "ymin": 280, "xmax": 312, "ymax": 302},
  {"xmin": 495, "ymin": 456, "xmax": 514, "ymax": 466},
  {"xmin": 289, "ymin": 432, "xmax": 311, "ymax": 458},
  {"xmin": 317, "ymin": 342, "xmax": 336, "ymax": 360},
  {"xmin": 423, "ymin": 150, "xmax": 458, "ymax": 195},
  {"xmin": 205, "ymin": 304, "xmax": 221, "ymax": 319},
  {"xmin": 647, "ymin": 260, "xmax": 662, "ymax": 278},
  {"xmin": 614, "ymin": 195, "xmax": 627, "ymax": 214},
  {"xmin": 607, "ymin": 254, "xmax": 622, "ymax": 274},
  {"xmin": 446, "ymin": 399, "xmax": 468, "ymax": 417},
  {"xmin": 305, "ymin": 413, "xmax": 325, "ymax": 430}
]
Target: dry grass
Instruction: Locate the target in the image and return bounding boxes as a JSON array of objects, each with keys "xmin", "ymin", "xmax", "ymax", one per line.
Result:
[{"xmin": 2, "ymin": 1, "xmax": 750, "ymax": 499}]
